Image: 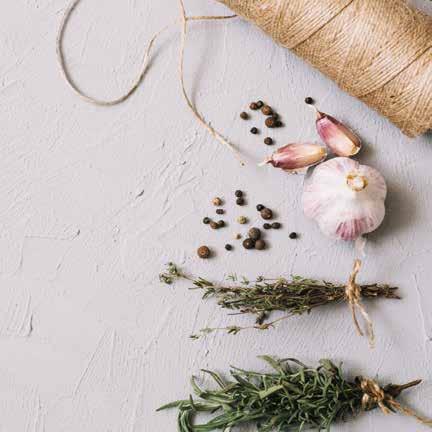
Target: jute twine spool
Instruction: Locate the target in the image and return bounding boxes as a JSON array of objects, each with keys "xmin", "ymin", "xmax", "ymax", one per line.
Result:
[{"xmin": 218, "ymin": 0, "xmax": 432, "ymax": 137}]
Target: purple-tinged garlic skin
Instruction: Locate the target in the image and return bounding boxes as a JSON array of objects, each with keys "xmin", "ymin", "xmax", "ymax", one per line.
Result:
[
  {"xmin": 262, "ymin": 143, "xmax": 327, "ymax": 172},
  {"xmin": 302, "ymin": 157, "xmax": 386, "ymax": 241},
  {"xmin": 316, "ymin": 111, "xmax": 362, "ymax": 157}
]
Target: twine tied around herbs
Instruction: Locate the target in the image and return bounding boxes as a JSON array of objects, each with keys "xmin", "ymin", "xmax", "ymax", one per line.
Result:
[
  {"xmin": 360, "ymin": 378, "xmax": 432, "ymax": 426},
  {"xmin": 345, "ymin": 259, "xmax": 375, "ymax": 348},
  {"xmin": 56, "ymin": 0, "xmax": 245, "ymax": 165}
]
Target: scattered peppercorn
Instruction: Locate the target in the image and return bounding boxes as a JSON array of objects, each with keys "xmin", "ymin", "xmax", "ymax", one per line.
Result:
[
  {"xmin": 289, "ymin": 232, "xmax": 298, "ymax": 239},
  {"xmin": 265, "ymin": 117, "xmax": 277, "ymax": 128},
  {"xmin": 250, "ymin": 127, "xmax": 259, "ymax": 135},
  {"xmin": 271, "ymin": 222, "xmax": 281, "ymax": 229},
  {"xmin": 263, "ymin": 223, "xmax": 271, "ymax": 230},
  {"xmin": 216, "ymin": 208, "xmax": 224, "ymax": 215},
  {"xmin": 243, "ymin": 238, "xmax": 255, "ymax": 249},
  {"xmin": 261, "ymin": 105, "xmax": 273, "ymax": 116},
  {"xmin": 271, "ymin": 112, "xmax": 279, "ymax": 120},
  {"xmin": 256, "ymin": 101, "xmax": 264, "ymax": 108},
  {"xmin": 212, "ymin": 197, "xmax": 222, "ymax": 206},
  {"xmin": 235, "ymin": 190, "xmax": 243, "ymax": 197},
  {"xmin": 248, "ymin": 227, "xmax": 261, "ymax": 240},
  {"xmin": 236, "ymin": 197, "xmax": 245, "ymax": 206},
  {"xmin": 197, "ymin": 246, "xmax": 211, "ymax": 259},
  {"xmin": 210, "ymin": 221, "xmax": 219, "ymax": 230},
  {"xmin": 203, "ymin": 217, "xmax": 211, "ymax": 224},
  {"xmin": 264, "ymin": 137, "xmax": 273, "ymax": 145},
  {"xmin": 275, "ymin": 120, "xmax": 283, "ymax": 127},
  {"xmin": 240, "ymin": 111, "xmax": 249, "ymax": 120},
  {"xmin": 217, "ymin": 220, "xmax": 225, "ymax": 228},
  {"xmin": 256, "ymin": 204, "xmax": 265, "ymax": 211},
  {"xmin": 305, "ymin": 97, "xmax": 314, "ymax": 105},
  {"xmin": 225, "ymin": 244, "xmax": 233, "ymax": 251},
  {"xmin": 255, "ymin": 239, "xmax": 266, "ymax": 250},
  {"xmin": 234, "ymin": 233, "xmax": 242, "ymax": 240},
  {"xmin": 250, "ymin": 102, "xmax": 258, "ymax": 110},
  {"xmin": 237, "ymin": 216, "xmax": 248, "ymax": 224},
  {"xmin": 260, "ymin": 208, "xmax": 273, "ymax": 220}
]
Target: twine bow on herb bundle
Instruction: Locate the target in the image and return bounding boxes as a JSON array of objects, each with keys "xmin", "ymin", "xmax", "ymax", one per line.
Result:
[
  {"xmin": 160, "ymin": 260, "xmax": 399, "ymax": 347},
  {"xmin": 158, "ymin": 356, "xmax": 432, "ymax": 431}
]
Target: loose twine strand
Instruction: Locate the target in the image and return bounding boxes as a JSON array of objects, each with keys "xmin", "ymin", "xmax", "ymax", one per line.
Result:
[
  {"xmin": 345, "ymin": 259, "xmax": 375, "ymax": 348},
  {"xmin": 361, "ymin": 378, "xmax": 432, "ymax": 426},
  {"xmin": 56, "ymin": 0, "xmax": 244, "ymax": 164}
]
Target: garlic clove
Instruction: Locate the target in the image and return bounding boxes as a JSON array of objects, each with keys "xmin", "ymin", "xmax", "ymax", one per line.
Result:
[
  {"xmin": 302, "ymin": 157, "xmax": 386, "ymax": 241},
  {"xmin": 316, "ymin": 110, "xmax": 361, "ymax": 157},
  {"xmin": 260, "ymin": 143, "xmax": 327, "ymax": 172}
]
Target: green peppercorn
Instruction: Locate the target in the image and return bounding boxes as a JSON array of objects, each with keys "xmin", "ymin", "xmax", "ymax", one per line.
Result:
[
  {"xmin": 216, "ymin": 208, "xmax": 224, "ymax": 215},
  {"xmin": 260, "ymin": 208, "xmax": 273, "ymax": 220},
  {"xmin": 235, "ymin": 190, "xmax": 243, "ymax": 197},
  {"xmin": 261, "ymin": 105, "xmax": 273, "ymax": 116},
  {"xmin": 289, "ymin": 232, "xmax": 298, "ymax": 239},
  {"xmin": 256, "ymin": 204, "xmax": 265, "ymax": 211},
  {"xmin": 263, "ymin": 223, "xmax": 271, "ymax": 230},
  {"xmin": 264, "ymin": 137, "xmax": 273, "ymax": 145},
  {"xmin": 203, "ymin": 217, "xmax": 211, "ymax": 224},
  {"xmin": 249, "ymin": 102, "xmax": 258, "ymax": 110},
  {"xmin": 237, "ymin": 216, "xmax": 248, "ymax": 224},
  {"xmin": 225, "ymin": 244, "xmax": 233, "ymax": 251},
  {"xmin": 197, "ymin": 245, "xmax": 211, "ymax": 259},
  {"xmin": 243, "ymin": 238, "xmax": 255, "ymax": 249},
  {"xmin": 255, "ymin": 239, "xmax": 266, "ymax": 250},
  {"xmin": 271, "ymin": 222, "xmax": 281, "ymax": 229},
  {"xmin": 305, "ymin": 97, "xmax": 314, "ymax": 105},
  {"xmin": 240, "ymin": 111, "xmax": 249, "ymax": 120},
  {"xmin": 250, "ymin": 127, "xmax": 259, "ymax": 134},
  {"xmin": 236, "ymin": 197, "xmax": 245, "ymax": 206},
  {"xmin": 248, "ymin": 227, "xmax": 261, "ymax": 240}
]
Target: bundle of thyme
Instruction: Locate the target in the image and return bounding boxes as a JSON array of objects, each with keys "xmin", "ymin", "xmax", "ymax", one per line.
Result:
[
  {"xmin": 158, "ymin": 356, "xmax": 430, "ymax": 431},
  {"xmin": 159, "ymin": 262, "xmax": 399, "ymax": 343}
]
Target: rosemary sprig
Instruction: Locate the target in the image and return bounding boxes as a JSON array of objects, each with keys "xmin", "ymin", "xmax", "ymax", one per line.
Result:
[
  {"xmin": 158, "ymin": 356, "xmax": 424, "ymax": 431},
  {"xmin": 160, "ymin": 263, "xmax": 399, "ymax": 338}
]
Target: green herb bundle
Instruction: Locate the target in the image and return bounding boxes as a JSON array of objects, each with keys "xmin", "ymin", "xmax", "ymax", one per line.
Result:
[
  {"xmin": 159, "ymin": 262, "xmax": 399, "ymax": 341},
  {"xmin": 158, "ymin": 356, "xmax": 429, "ymax": 431}
]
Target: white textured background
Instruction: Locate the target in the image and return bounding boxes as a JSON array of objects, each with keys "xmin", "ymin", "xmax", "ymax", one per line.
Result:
[{"xmin": 1, "ymin": 1, "xmax": 432, "ymax": 431}]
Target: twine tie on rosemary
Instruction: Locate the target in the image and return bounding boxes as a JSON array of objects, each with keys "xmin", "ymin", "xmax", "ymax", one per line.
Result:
[
  {"xmin": 57, "ymin": 0, "xmax": 244, "ymax": 164},
  {"xmin": 345, "ymin": 259, "xmax": 375, "ymax": 348},
  {"xmin": 361, "ymin": 378, "xmax": 432, "ymax": 426}
]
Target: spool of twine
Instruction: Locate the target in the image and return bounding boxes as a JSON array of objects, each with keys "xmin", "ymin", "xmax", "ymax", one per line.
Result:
[{"xmin": 218, "ymin": 0, "xmax": 432, "ymax": 137}]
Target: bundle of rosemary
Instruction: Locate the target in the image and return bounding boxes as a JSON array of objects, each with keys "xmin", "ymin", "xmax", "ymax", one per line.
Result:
[
  {"xmin": 158, "ymin": 356, "xmax": 431, "ymax": 431},
  {"xmin": 159, "ymin": 261, "xmax": 399, "ymax": 346}
]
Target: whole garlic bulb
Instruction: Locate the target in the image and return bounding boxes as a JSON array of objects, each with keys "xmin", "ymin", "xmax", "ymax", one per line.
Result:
[{"xmin": 302, "ymin": 157, "xmax": 387, "ymax": 241}]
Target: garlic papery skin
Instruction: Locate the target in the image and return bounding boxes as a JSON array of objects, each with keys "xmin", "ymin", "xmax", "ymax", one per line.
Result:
[
  {"xmin": 260, "ymin": 143, "xmax": 327, "ymax": 172},
  {"xmin": 302, "ymin": 157, "xmax": 386, "ymax": 241},
  {"xmin": 316, "ymin": 110, "xmax": 362, "ymax": 157}
]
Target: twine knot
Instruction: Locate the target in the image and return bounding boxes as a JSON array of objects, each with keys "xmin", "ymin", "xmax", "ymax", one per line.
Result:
[
  {"xmin": 345, "ymin": 259, "xmax": 375, "ymax": 348},
  {"xmin": 360, "ymin": 378, "xmax": 432, "ymax": 426}
]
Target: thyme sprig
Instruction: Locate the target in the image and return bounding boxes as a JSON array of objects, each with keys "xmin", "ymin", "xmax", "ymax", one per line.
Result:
[
  {"xmin": 158, "ymin": 356, "xmax": 423, "ymax": 431},
  {"xmin": 159, "ymin": 263, "xmax": 399, "ymax": 338}
]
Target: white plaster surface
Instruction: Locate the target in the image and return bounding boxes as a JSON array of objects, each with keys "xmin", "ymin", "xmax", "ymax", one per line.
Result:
[{"xmin": 1, "ymin": 1, "xmax": 432, "ymax": 431}]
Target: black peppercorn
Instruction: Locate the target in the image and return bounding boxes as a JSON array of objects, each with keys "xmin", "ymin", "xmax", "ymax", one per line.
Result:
[
  {"xmin": 243, "ymin": 238, "xmax": 255, "ymax": 250},
  {"xmin": 248, "ymin": 227, "xmax": 261, "ymax": 241},
  {"xmin": 265, "ymin": 117, "xmax": 277, "ymax": 128},
  {"xmin": 305, "ymin": 97, "xmax": 314, "ymax": 105},
  {"xmin": 236, "ymin": 197, "xmax": 245, "ymax": 206},
  {"xmin": 256, "ymin": 101, "xmax": 264, "ymax": 108},
  {"xmin": 235, "ymin": 190, "xmax": 243, "ymax": 197},
  {"xmin": 263, "ymin": 223, "xmax": 271, "ymax": 230},
  {"xmin": 261, "ymin": 105, "xmax": 273, "ymax": 116},
  {"xmin": 216, "ymin": 208, "xmax": 224, "ymax": 215},
  {"xmin": 255, "ymin": 239, "xmax": 266, "ymax": 250},
  {"xmin": 197, "ymin": 245, "xmax": 211, "ymax": 259},
  {"xmin": 260, "ymin": 208, "xmax": 273, "ymax": 220},
  {"xmin": 256, "ymin": 204, "xmax": 265, "ymax": 211},
  {"xmin": 289, "ymin": 232, "xmax": 298, "ymax": 239},
  {"xmin": 203, "ymin": 217, "xmax": 211, "ymax": 224},
  {"xmin": 271, "ymin": 222, "xmax": 281, "ymax": 229},
  {"xmin": 250, "ymin": 127, "xmax": 259, "ymax": 134},
  {"xmin": 225, "ymin": 244, "xmax": 233, "ymax": 251},
  {"xmin": 275, "ymin": 120, "xmax": 283, "ymax": 127},
  {"xmin": 249, "ymin": 102, "xmax": 258, "ymax": 110},
  {"xmin": 264, "ymin": 137, "xmax": 273, "ymax": 145},
  {"xmin": 240, "ymin": 111, "xmax": 249, "ymax": 120},
  {"xmin": 210, "ymin": 221, "xmax": 219, "ymax": 230},
  {"xmin": 217, "ymin": 220, "xmax": 225, "ymax": 228}
]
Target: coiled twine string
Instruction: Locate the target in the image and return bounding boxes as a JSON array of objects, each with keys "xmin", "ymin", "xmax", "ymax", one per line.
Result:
[{"xmin": 56, "ymin": 0, "xmax": 244, "ymax": 164}]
